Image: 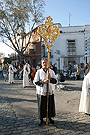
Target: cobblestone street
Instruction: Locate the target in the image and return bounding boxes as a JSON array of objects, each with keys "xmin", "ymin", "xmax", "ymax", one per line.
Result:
[{"xmin": 0, "ymin": 78, "xmax": 90, "ymax": 135}]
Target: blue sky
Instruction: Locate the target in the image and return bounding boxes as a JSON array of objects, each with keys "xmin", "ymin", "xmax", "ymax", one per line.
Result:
[
  {"xmin": 1, "ymin": 0, "xmax": 90, "ymax": 56},
  {"xmin": 44, "ymin": 0, "xmax": 90, "ymax": 26}
]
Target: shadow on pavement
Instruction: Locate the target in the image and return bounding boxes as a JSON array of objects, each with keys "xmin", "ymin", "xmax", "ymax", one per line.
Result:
[
  {"xmin": 9, "ymin": 97, "xmax": 37, "ymax": 103},
  {"xmin": 0, "ymin": 96, "xmax": 37, "ymax": 103},
  {"xmin": 65, "ymin": 86, "xmax": 82, "ymax": 91},
  {"xmin": 54, "ymin": 120, "xmax": 90, "ymax": 132}
]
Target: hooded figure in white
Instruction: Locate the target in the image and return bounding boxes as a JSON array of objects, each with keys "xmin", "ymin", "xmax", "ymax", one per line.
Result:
[
  {"xmin": 79, "ymin": 71, "xmax": 90, "ymax": 114},
  {"xmin": 8, "ymin": 64, "xmax": 14, "ymax": 83},
  {"xmin": 23, "ymin": 63, "xmax": 30, "ymax": 88}
]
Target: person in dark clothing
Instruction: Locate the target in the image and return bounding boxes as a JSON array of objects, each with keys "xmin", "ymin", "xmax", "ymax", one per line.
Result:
[
  {"xmin": 84, "ymin": 63, "xmax": 88, "ymax": 76},
  {"xmin": 28, "ymin": 65, "xmax": 32, "ymax": 82},
  {"xmin": 34, "ymin": 59, "xmax": 57, "ymax": 126},
  {"xmin": 84, "ymin": 64, "xmax": 90, "ymax": 76},
  {"xmin": 53, "ymin": 64, "xmax": 57, "ymax": 75}
]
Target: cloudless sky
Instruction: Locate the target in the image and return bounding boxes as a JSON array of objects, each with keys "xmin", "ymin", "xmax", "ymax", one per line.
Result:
[
  {"xmin": 44, "ymin": 0, "xmax": 90, "ymax": 26},
  {"xmin": 1, "ymin": 0, "xmax": 90, "ymax": 57}
]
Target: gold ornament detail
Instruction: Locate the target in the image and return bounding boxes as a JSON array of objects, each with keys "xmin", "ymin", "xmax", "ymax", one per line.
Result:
[{"xmin": 38, "ymin": 16, "xmax": 60, "ymax": 52}]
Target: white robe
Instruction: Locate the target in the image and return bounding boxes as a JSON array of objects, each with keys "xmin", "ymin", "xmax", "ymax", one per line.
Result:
[
  {"xmin": 8, "ymin": 65, "xmax": 14, "ymax": 83},
  {"xmin": 34, "ymin": 68, "xmax": 57, "ymax": 95},
  {"xmin": 79, "ymin": 71, "xmax": 90, "ymax": 114},
  {"xmin": 23, "ymin": 64, "xmax": 30, "ymax": 87}
]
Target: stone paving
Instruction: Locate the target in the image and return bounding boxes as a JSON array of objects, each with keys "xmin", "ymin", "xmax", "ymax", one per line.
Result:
[{"xmin": 0, "ymin": 78, "xmax": 90, "ymax": 135}]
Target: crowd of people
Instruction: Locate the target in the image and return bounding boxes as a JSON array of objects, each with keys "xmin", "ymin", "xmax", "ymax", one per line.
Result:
[
  {"xmin": 63, "ymin": 62, "xmax": 90, "ymax": 80},
  {"xmin": 0, "ymin": 62, "xmax": 58, "ymax": 83},
  {"xmin": 1, "ymin": 61, "xmax": 90, "ymax": 85},
  {"xmin": 63, "ymin": 63, "xmax": 81, "ymax": 80},
  {"xmin": 1, "ymin": 62, "xmax": 90, "ymax": 84},
  {"xmin": 0, "ymin": 64, "xmax": 34, "ymax": 81}
]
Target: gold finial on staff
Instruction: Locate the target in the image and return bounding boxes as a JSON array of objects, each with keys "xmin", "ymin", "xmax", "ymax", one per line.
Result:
[
  {"xmin": 38, "ymin": 16, "xmax": 60, "ymax": 125},
  {"xmin": 38, "ymin": 16, "xmax": 60, "ymax": 52}
]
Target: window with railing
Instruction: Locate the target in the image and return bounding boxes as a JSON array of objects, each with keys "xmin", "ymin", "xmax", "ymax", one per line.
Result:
[{"xmin": 67, "ymin": 40, "xmax": 76, "ymax": 55}]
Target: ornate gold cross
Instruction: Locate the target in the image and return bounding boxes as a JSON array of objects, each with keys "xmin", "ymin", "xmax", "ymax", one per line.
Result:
[
  {"xmin": 38, "ymin": 16, "xmax": 60, "ymax": 125},
  {"xmin": 38, "ymin": 16, "xmax": 60, "ymax": 52}
]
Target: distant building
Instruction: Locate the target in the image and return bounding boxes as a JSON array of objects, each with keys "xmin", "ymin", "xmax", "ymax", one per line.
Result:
[
  {"xmin": 9, "ymin": 27, "xmax": 41, "ymax": 68},
  {"xmin": 50, "ymin": 25, "xmax": 90, "ymax": 72},
  {"xmin": 24, "ymin": 27, "xmax": 41, "ymax": 67}
]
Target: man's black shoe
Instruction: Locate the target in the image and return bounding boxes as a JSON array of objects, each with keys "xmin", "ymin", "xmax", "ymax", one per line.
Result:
[
  {"xmin": 49, "ymin": 118, "xmax": 55, "ymax": 124},
  {"xmin": 39, "ymin": 121, "xmax": 44, "ymax": 126},
  {"xmin": 85, "ymin": 113, "xmax": 90, "ymax": 116}
]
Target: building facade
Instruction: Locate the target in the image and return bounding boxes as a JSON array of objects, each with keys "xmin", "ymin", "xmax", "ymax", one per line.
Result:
[
  {"xmin": 9, "ymin": 24, "xmax": 90, "ymax": 71},
  {"xmin": 24, "ymin": 27, "xmax": 41, "ymax": 67},
  {"xmin": 9, "ymin": 27, "xmax": 41, "ymax": 68},
  {"xmin": 49, "ymin": 25, "xmax": 90, "ymax": 72}
]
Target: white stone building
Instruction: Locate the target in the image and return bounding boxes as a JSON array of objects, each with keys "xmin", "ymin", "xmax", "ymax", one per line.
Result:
[{"xmin": 44, "ymin": 25, "xmax": 90, "ymax": 72}]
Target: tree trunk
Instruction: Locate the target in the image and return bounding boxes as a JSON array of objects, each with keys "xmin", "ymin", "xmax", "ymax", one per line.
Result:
[{"xmin": 18, "ymin": 52, "xmax": 23, "ymax": 65}]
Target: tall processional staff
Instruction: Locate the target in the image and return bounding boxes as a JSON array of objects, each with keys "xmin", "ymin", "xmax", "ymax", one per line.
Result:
[{"xmin": 36, "ymin": 16, "xmax": 60, "ymax": 125}]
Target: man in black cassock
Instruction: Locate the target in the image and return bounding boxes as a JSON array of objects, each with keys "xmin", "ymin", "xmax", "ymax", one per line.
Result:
[{"xmin": 34, "ymin": 58, "xmax": 57, "ymax": 126}]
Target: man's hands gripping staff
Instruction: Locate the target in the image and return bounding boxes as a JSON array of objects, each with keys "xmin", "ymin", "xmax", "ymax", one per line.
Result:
[{"xmin": 42, "ymin": 72, "xmax": 51, "ymax": 84}]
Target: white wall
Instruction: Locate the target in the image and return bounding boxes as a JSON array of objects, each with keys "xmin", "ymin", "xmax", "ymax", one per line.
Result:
[{"xmin": 51, "ymin": 25, "xmax": 86, "ymax": 71}]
